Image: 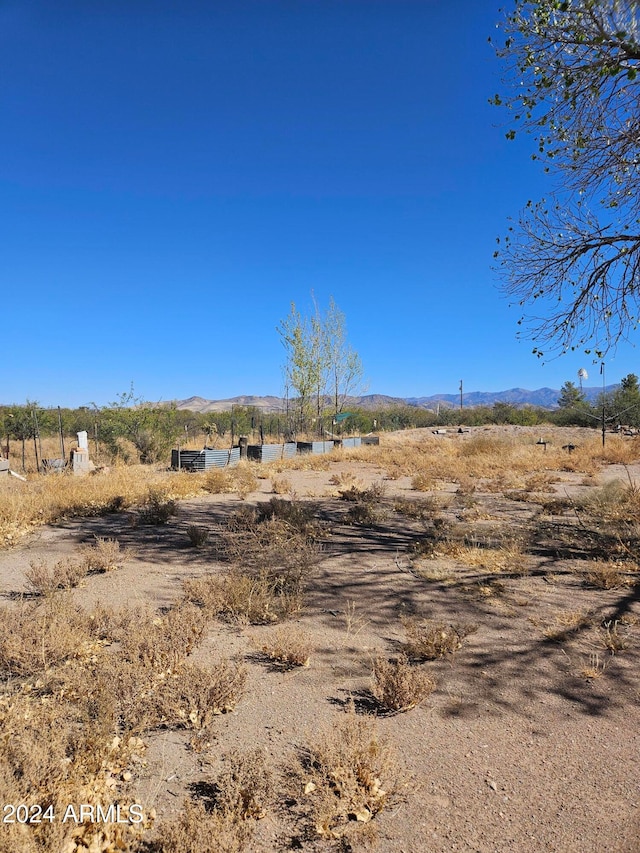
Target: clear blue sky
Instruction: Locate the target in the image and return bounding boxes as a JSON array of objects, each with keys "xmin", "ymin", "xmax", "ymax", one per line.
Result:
[{"xmin": 1, "ymin": 0, "xmax": 636, "ymax": 408}]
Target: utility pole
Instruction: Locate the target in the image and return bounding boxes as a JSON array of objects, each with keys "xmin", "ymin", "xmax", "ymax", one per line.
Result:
[{"xmin": 459, "ymin": 380, "xmax": 463, "ymax": 413}]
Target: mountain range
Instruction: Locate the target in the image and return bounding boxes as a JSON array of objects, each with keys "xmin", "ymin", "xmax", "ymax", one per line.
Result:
[{"xmin": 174, "ymin": 386, "xmax": 617, "ymax": 414}]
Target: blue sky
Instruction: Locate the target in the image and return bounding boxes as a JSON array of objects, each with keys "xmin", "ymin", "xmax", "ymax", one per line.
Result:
[{"xmin": 1, "ymin": 0, "xmax": 637, "ymax": 408}]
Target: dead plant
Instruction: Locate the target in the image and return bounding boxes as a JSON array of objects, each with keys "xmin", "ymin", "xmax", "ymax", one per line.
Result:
[
  {"xmin": 371, "ymin": 654, "xmax": 436, "ymax": 713},
  {"xmin": 119, "ymin": 603, "xmax": 208, "ymax": 669},
  {"xmin": 600, "ymin": 620, "xmax": 628, "ymax": 654},
  {"xmin": 271, "ymin": 475, "xmax": 292, "ymax": 495},
  {"xmin": 151, "ymin": 800, "xmax": 252, "ymax": 853},
  {"xmin": 402, "ymin": 617, "xmax": 474, "ymax": 660},
  {"xmin": 81, "ymin": 536, "xmax": 127, "ymax": 572},
  {"xmin": 0, "ymin": 596, "xmax": 91, "ymax": 676},
  {"xmin": 24, "ymin": 557, "xmax": 87, "ymax": 595},
  {"xmin": 186, "ymin": 524, "xmax": 210, "ymax": 548},
  {"xmin": 139, "ymin": 487, "xmax": 177, "ymax": 524},
  {"xmin": 258, "ymin": 627, "xmax": 311, "ymax": 667},
  {"xmin": 286, "ymin": 714, "xmax": 397, "ymax": 841}
]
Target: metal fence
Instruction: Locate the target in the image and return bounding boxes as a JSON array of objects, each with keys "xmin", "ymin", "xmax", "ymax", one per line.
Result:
[
  {"xmin": 296, "ymin": 440, "xmax": 335, "ymax": 454},
  {"xmin": 171, "ymin": 448, "xmax": 241, "ymax": 470},
  {"xmin": 339, "ymin": 437, "xmax": 362, "ymax": 448},
  {"xmin": 247, "ymin": 442, "xmax": 297, "ymax": 463}
]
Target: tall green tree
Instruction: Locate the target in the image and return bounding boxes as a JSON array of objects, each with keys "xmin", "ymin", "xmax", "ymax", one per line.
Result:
[
  {"xmin": 557, "ymin": 381, "xmax": 586, "ymax": 410},
  {"xmin": 278, "ymin": 297, "xmax": 365, "ymax": 434},
  {"xmin": 323, "ymin": 297, "xmax": 365, "ymax": 417},
  {"xmin": 493, "ymin": 1, "xmax": 640, "ymax": 358},
  {"xmin": 613, "ymin": 372, "xmax": 640, "ymax": 425},
  {"xmin": 278, "ymin": 303, "xmax": 323, "ymax": 430}
]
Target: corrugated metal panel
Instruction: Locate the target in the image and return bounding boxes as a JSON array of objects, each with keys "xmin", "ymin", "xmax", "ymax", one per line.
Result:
[
  {"xmin": 247, "ymin": 443, "xmax": 298, "ymax": 463},
  {"xmin": 296, "ymin": 441, "xmax": 334, "ymax": 454},
  {"xmin": 361, "ymin": 436, "xmax": 380, "ymax": 446},
  {"xmin": 171, "ymin": 448, "xmax": 240, "ymax": 470},
  {"xmin": 311, "ymin": 440, "xmax": 335, "ymax": 454},
  {"xmin": 341, "ymin": 437, "xmax": 362, "ymax": 448}
]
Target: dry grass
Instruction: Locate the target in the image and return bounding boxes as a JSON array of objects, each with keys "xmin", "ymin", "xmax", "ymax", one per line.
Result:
[
  {"xmin": 286, "ymin": 713, "xmax": 397, "ymax": 841},
  {"xmin": 186, "ymin": 524, "xmax": 210, "ymax": 548},
  {"xmin": 119, "ymin": 603, "xmax": 209, "ymax": 669},
  {"xmin": 402, "ymin": 617, "xmax": 474, "ymax": 660},
  {"xmin": 600, "ymin": 620, "xmax": 628, "ymax": 654},
  {"xmin": 579, "ymin": 652, "xmax": 609, "ymax": 680},
  {"xmin": 257, "ymin": 627, "xmax": 312, "ymax": 668},
  {"xmin": 24, "ymin": 556, "xmax": 87, "ymax": 595},
  {"xmin": 580, "ymin": 559, "xmax": 638, "ymax": 589},
  {"xmin": 538, "ymin": 609, "xmax": 594, "ymax": 642},
  {"xmin": 82, "ymin": 535, "xmax": 127, "ymax": 572},
  {"xmin": 345, "ymin": 431, "xmax": 622, "ymax": 485},
  {"xmin": 0, "ymin": 465, "xmax": 201, "ymax": 547},
  {"xmin": 413, "ymin": 534, "xmax": 528, "ymax": 576},
  {"xmin": 187, "ymin": 569, "xmax": 305, "ymax": 625},
  {"xmin": 150, "ymin": 801, "xmax": 251, "ymax": 853},
  {"xmin": 0, "ymin": 595, "xmax": 93, "ymax": 676},
  {"xmin": 371, "ymin": 654, "xmax": 436, "ymax": 713},
  {"xmin": 271, "ymin": 475, "xmax": 292, "ymax": 494}
]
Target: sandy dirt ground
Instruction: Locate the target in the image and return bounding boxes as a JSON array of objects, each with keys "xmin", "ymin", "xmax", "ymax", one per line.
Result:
[{"xmin": 1, "ymin": 426, "xmax": 639, "ymax": 852}]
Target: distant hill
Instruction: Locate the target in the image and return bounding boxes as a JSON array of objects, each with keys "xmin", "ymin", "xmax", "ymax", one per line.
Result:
[
  {"xmin": 174, "ymin": 394, "xmax": 406, "ymax": 413},
  {"xmin": 173, "ymin": 387, "xmax": 618, "ymax": 413},
  {"xmin": 407, "ymin": 386, "xmax": 617, "ymax": 409}
]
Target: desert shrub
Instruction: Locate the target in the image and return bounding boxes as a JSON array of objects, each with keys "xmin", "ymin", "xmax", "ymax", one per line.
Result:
[
  {"xmin": 203, "ymin": 467, "xmax": 234, "ymax": 494},
  {"xmin": 139, "ymin": 487, "xmax": 177, "ymax": 524},
  {"xmin": 214, "ymin": 569, "xmax": 304, "ymax": 624},
  {"xmin": 254, "ymin": 497, "xmax": 323, "ymax": 538},
  {"xmin": 582, "ymin": 559, "xmax": 636, "ymax": 589},
  {"xmin": 151, "ymin": 801, "xmax": 251, "ymax": 853},
  {"xmin": 411, "ymin": 471, "xmax": 437, "ymax": 491},
  {"xmin": 208, "ymin": 748, "xmax": 272, "ymax": 820},
  {"xmin": 393, "ymin": 497, "xmax": 432, "ymax": 520},
  {"xmin": 183, "ymin": 575, "xmax": 224, "ymax": 613},
  {"xmin": 119, "ymin": 604, "xmax": 208, "ymax": 669},
  {"xmin": 0, "ymin": 596, "xmax": 91, "ymax": 676},
  {"xmin": 0, "ymin": 684, "xmax": 149, "ymax": 853},
  {"xmin": 600, "ymin": 620, "xmax": 628, "ymax": 654},
  {"xmin": 340, "ymin": 482, "xmax": 386, "ymax": 526},
  {"xmin": 233, "ymin": 463, "xmax": 258, "ymax": 499},
  {"xmin": 402, "ymin": 617, "xmax": 474, "ymax": 660},
  {"xmin": 339, "ymin": 482, "xmax": 385, "ymax": 503},
  {"xmin": 371, "ymin": 654, "xmax": 436, "ymax": 713},
  {"xmin": 24, "ymin": 557, "xmax": 87, "ymax": 595},
  {"xmin": 329, "ymin": 471, "xmax": 359, "ymax": 488},
  {"xmin": 271, "ymin": 475, "xmax": 291, "ymax": 494},
  {"xmin": 81, "ymin": 536, "xmax": 126, "ymax": 572},
  {"xmin": 186, "ymin": 524, "xmax": 210, "ymax": 548},
  {"xmin": 128, "ymin": 660, "xmax": 246, "ymax": 733},
  {"xmin": 222, "ymin": 513, "xmax": 321, "ymax": 595},
  {"xmin": 258, "ymin": 627, "xmax": 311, "ymax": 667},
  {"xmin": 286, "ymin": 714, "xmax": 396, "ymax": 841}
]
